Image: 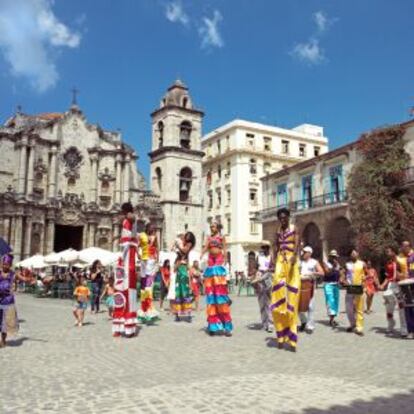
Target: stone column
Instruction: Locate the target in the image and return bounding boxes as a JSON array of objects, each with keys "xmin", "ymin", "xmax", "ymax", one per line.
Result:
[
  {"xmin": 17, "ymin": 138, "xmax": 28, "ymax": 195},
  {"xmin": 112, "ymin": 222, "xmax": 120, "ymax": 252},
  {"xmin": 38, "ymin": 224, "xmax": 45, "ymax": 255},
  {"xmin": 122, "ymin": 155, "xmax": 130, "ymax": 202},
  {"xmin": 2, "ymin": 216, "xmax": 11, "ymax": 243},
  {"xmin": 82, "ymin": 225, "xmax": 88, "ymax": 249},
  {"xmin": 115, "ymin": 154, "xmax": 122, "ymax": 204},
  {"xmin": 48, "ymin": 146, "xmax": 58, "ymax": 199},
  {"xmin": 13, "ymin": 215, "xmax": 23, "ymax": 262},
  {"xmin": 26, "ymin": 143, "xmax": 35, "ymax": 197},
  {"xmin": 9, "ymin": 217, "xmax": 15, "ymax": 250},
  {"xmin": 88, "ymin": 222, "xmax": 96, "ymax": 247},
  {"xmin": 322, "ymin": 238, "xmax": 329, "ymax": 261},
  {"xmin": 23, "ymin": 216, "xmax": 32, "ymax": 258},
  {"xmin": 90, "ymin": 153, "xmax": 98, "ymax": 203},
  {"xmin": 46, "ymin": 219, "xmax": 55, "ymax": 254}
]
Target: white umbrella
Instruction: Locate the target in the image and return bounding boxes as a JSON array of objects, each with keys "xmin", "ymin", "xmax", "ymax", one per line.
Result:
[
  {"xmin": 72, "ymin": 261, "xmax": 88, "ymax": 268},
  {"xmin": 78, "ymin": 247, "xmax": 119, "ymax": 266},
  {"xmin": 16, "ymin": 254, "xmax": 47, "ymax": 269},
  {"xmin": 44, "ymin": 248, "xmax": 79, "ymax": 265}
]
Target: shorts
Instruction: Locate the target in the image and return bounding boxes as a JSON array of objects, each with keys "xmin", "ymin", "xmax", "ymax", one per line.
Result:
[{"xmin": 74, "ymin": 301, "xmax": 87, "ymax": 310}]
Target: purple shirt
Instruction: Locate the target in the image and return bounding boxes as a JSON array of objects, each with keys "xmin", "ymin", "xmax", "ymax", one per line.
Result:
[{"xmin": 0, "ymin": 271, "xmax": 15, "ymax": 306}]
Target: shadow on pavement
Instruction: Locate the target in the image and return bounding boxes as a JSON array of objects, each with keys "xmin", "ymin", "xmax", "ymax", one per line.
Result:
[
  {"xmin": 294, "ymin": 389, "xmax": 414, "ymax": 414},
  {"xmin": 370, "ymin": 326, "xmax": 405, "ymax": 340},
  {"xmin": 247, "ymin": 323, "xmax": 264, "ymax": 331},
  {"xmin": 6, "ymin": 336, "xmax": 48, "ymax": 347}
]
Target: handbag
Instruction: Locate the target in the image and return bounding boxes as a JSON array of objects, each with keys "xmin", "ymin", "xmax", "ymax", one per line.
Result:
[{"xmin": 346, "ymin": 285, "xmax": 363, "ymax": 295}]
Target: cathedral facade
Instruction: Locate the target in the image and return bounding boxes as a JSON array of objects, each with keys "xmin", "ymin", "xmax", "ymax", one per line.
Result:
[{"xmin": 0, "ymin": 101, "xmax": 163, "ymax": 262}]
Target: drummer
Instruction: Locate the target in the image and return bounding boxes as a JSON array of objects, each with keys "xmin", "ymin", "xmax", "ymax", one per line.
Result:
[
  {"xmin": 380, "ymin": 246, "xmax": 407, "ymax": 337},
  {"xmin": 299, "ymin": 246, "xmax": 324, "ymax": 334},
  {"xmin": 400, "ymin": 241, "xmax": 414, "ymax": 339}
]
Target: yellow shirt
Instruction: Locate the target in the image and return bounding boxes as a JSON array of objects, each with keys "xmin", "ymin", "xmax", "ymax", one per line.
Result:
[
  {"xmin": 140, "ymin": 232, "xmax": 149, "ymax": 261},
  {"xmin": 397, "ymin": 254, "xmax": 408, "ymax": 279},
  {"xmin": 347, "ymin": 260, "xmax": 365, "ymax": 285}
]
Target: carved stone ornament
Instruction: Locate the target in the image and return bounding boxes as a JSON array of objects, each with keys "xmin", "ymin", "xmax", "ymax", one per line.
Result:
[
  {"xmin": 3, "ymin": 185, "xmax": 16, "ymax": 201},
  {"xmin": 98, "ymin": 167, "xmax": 116, "ymax": 183},
  {"xmin": 34, "ymin": 158, "xmax": 48, "ymax": 175},
  {"xmin": 62, "ymin": 146, "xmax": 83, "ymax": 179}
]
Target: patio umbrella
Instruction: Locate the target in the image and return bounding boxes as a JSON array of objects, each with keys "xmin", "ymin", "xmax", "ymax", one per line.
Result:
[
  {"xmin": 16, "ymin": 254, "xmax": 47, "ymax": 269},
  {"xmin": 78, "ymin": 247, "xmax": 120, "ymax": 266},
  {"xmin": 44, "ymin": 249, "xmax": 79, "ymax": 265}
]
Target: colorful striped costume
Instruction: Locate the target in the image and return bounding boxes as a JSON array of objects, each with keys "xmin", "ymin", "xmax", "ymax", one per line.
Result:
[
  {"xmin": 138, "ymin": 233, "xmax": 159, "ymax": 322},
  {"xmin": 203, "ymin": 235, "xmax": 233, "ymax": 333},
  {"xmin": 172, "ymin": 263, "xmax": 193, "ymax": 318},
  {"xmin": 112, "ymin": 218, "xmax": 138, "ymax": 337},
  {"xmin": 271, "ymin": 224, "xmax": 300, "ymax": 348}
]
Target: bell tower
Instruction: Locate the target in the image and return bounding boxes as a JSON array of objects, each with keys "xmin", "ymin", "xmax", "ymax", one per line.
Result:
[{"xmin": 149, "ymin": 80, "xmax": 204, "ymax": 249}]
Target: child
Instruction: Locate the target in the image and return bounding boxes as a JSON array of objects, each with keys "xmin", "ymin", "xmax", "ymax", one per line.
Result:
[
  {"xmin": 100, "ymin": 277, "xmax": 115, "ymax": 319},
  {"xmin": 73, "ymin": 276, "xmax": 90, "ymax": 327},
  {"xmin": 189, "ymin": 261, "xmax": 202, "ymax": 311}
]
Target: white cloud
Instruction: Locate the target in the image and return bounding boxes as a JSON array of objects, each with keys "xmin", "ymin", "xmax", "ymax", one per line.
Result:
[
  {"xmin": 291, "ymin": 38, "xmax": 325, "ymax": 65},
  {"xmin": 165, "ymin": 1, "xmax": 189, "ymax": 26},
  {"xmin": 0, "ymin": 0, "xmax": 81, "ymax": 92},
  {"xmin": 313, "ymin": 10, "xmax": 335, "ymax": 33},
  {"xmin": 199, "ymin": 10, "xmax": 224, "ymax": 49}
]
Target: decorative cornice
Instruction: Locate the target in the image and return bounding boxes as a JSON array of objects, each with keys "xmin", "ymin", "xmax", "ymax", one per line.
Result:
[
  {"xmin": 151, "ymin": 104, "xmax": 204, "ymax": 118},
  {"xmin": 149, "ymin": 146, "xmax": 204, "ymax": 160}
]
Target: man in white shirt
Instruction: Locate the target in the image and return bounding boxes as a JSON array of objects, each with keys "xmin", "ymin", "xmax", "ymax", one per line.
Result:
[
  {"xmin": 251, "ymin": 243, "xmax": 273, "ymax": 332},
  {"xmin": 299, "ymin": 246, "xmax": 324, "ymax": 334}
]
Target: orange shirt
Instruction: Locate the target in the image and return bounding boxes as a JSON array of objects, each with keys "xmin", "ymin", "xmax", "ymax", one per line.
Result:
[{"xmin": 74, "ymin": 285, "xmax": 90, "ymax": 299}]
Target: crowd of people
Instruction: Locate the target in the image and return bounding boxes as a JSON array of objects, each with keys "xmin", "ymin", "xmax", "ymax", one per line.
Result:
[{"xmin": 1, "ymin": 203, "xmax": 413, "ymax": 351}]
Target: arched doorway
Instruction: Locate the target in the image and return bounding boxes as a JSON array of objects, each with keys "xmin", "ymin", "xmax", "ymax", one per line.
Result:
[
  {"xmin": 326, "ymin": 217, "xmax": 353, "ymax": 262},
  {"xmin": 302, "ymin": 222, "xmax": 322, "ymax": 260}
]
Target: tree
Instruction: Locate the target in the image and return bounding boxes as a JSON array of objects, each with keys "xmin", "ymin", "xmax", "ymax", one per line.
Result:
[{"xmin": 348, "ymin": 125, "xmax": 414, "ymax": 264}]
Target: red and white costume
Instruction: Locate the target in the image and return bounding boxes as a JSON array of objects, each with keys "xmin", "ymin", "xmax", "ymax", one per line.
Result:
[{"xmin": 112, "ymin": 218, "xmax": 138, "ymax": 337}]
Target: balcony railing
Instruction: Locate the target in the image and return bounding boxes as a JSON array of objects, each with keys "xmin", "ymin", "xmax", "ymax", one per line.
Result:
[{"xmin": 260, "ymin": 191, "xmax": 348, "ymax": 220}]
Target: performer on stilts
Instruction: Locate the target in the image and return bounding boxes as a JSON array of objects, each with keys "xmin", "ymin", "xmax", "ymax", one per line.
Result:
[
  {"xmin": 399, "ymin": 241, "xmax": 414, "ymax": 339},
  {"xmin": 270, "ymin": 208, "xmax": 301, "ymax": 351},
  {"xmin": 112, "ymin": 202, "xmax": 138, "ymax": 338},
  {"xmin": 138, "ymin": 223, "xmax": 160, "ymax": 323},
  {"xmin": 0, "ymin": 254, "xmax": 22, "ymax": 347}
]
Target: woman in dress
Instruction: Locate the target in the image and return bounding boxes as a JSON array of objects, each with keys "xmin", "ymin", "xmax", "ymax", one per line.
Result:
[
  {"xmin": 159, "ymin": 259, "xmax": 171, "ymax": 311},
  {"xmin": 0, "ymin": 254, "xmax": 22, "ymax": 347},
  {"xmin": 189, "ymin": 260, "xmax": 202, "ymax": 311},
  {"xmin": 202, "ymin": 222, "xmax": 233, "ymax": 336},
  {"xmin": 365, "ymin": 260, "xmax": 379, "ymax": 314},
  {"xmin": 100, "ymin": 276, "xmax": 115, "ymax": 319},
  {"xmin": 138, "ymin": 223, "xmax": 160, "ymax": 323},
  {"xmin": 90, "ymin": 260, "xmax": 104, "ymax": 314},
  {"xmin": 172, "ymin": 232, "xmax": 196, "ymax": 322}
]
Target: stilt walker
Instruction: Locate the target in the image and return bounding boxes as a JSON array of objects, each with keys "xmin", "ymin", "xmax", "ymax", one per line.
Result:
[
  {"xmin": 270, "ymin": 208, "xmax": 301, "ymax": 351},
  {"xmin": 112, "ymin": 202, "xmax": 138, "ymax": 338}
]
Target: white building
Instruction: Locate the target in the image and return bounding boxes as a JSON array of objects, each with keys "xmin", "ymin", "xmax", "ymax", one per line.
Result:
[{"xmin": 202, "ymin": 120, "xmax": 329, "ymax": 272}]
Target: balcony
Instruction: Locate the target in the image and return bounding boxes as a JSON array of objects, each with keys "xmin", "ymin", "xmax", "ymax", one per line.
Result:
[{"xmin": 259, "ymin": 191, "xmax": 348, "ymax": 221}]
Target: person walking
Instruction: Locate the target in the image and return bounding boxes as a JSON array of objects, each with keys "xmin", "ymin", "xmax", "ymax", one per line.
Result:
[
  {"xmin": 364, "ymin": 260, "xmax": 379, "ymax": 314},
  {"xmin": 322, "ymin": 250, "xmax": 342, "ymax": 327},
  {"xmin": 270, "ymin": 208, "xmax": 301, "ymax": 351},
  {"xmin": 299, "ymin": 246, "xmax": 324, "ymax": 334},
  {"xmin": 251, "ymin": 243, "xmax": 273, "ymax": 332},
  {"xmin": 159, "ymin": 259, "xmax": 171, "ymax": 311},
  {"xmin": 73, "ymin": 275, "xmax": 90, "ymax": 327},
  {"xmin": 189, "ymin": 261, "xmax": 202, "ymax": 311},
  {"xmin": 90, "ymin": 260, "xmax": 104, "ymax": 314},
  {"xmin": 342, "ymin": 249, "xmax": 366, "ymax": 336}
]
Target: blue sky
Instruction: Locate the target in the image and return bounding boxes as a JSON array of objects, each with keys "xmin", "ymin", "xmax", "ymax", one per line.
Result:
[{"xmin": 0, "ymin": 0, "xmax": 413, "ymax": 182}]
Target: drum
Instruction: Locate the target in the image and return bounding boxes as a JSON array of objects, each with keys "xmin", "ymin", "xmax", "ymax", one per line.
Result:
[
  {"xmin": 299, "ymin": 277, "xmax": 313, "ymax": 313},
  {"xmin": 398, "ymin": 279, "xmax": 414, "ymax": 307},
  {"xmin": 346, "ymin": 285, "xmax": 364, "ymax": 295}
]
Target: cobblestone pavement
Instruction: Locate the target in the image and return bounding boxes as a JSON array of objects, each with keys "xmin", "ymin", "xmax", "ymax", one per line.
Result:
[{"xmin": 1, "ymin": 289, "xmax": 414, "ymax": 413}]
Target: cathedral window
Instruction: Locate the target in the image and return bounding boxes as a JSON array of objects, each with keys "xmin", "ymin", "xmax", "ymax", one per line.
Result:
[
  {"xmin": 158, "ymin": 121, "xmax": 164, "ymax": 148},
  {"xmin": 67, "ymin": 177, "xmax": 76, "ymax": 189},
  {"xmin": 249, "ymin": 158, "xmax": 257, "ymax": 175},
  {"xmin": 182, "ymin": 97, "xmax": 188, "ymax": 108},
  {"xmin": 179, "ymin": 167, "xmax": 192, "ymax": 202},
  {"xmin": 155, "ymin": 167, "xmax": 162, "ymax": 192},
  {"xmin": 180, "ymin": 121, "xmax": 192, "ymax": 149},
  {"xmin": 206, "ymin": 170, "xmax": 212, "ymax": 186}
]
